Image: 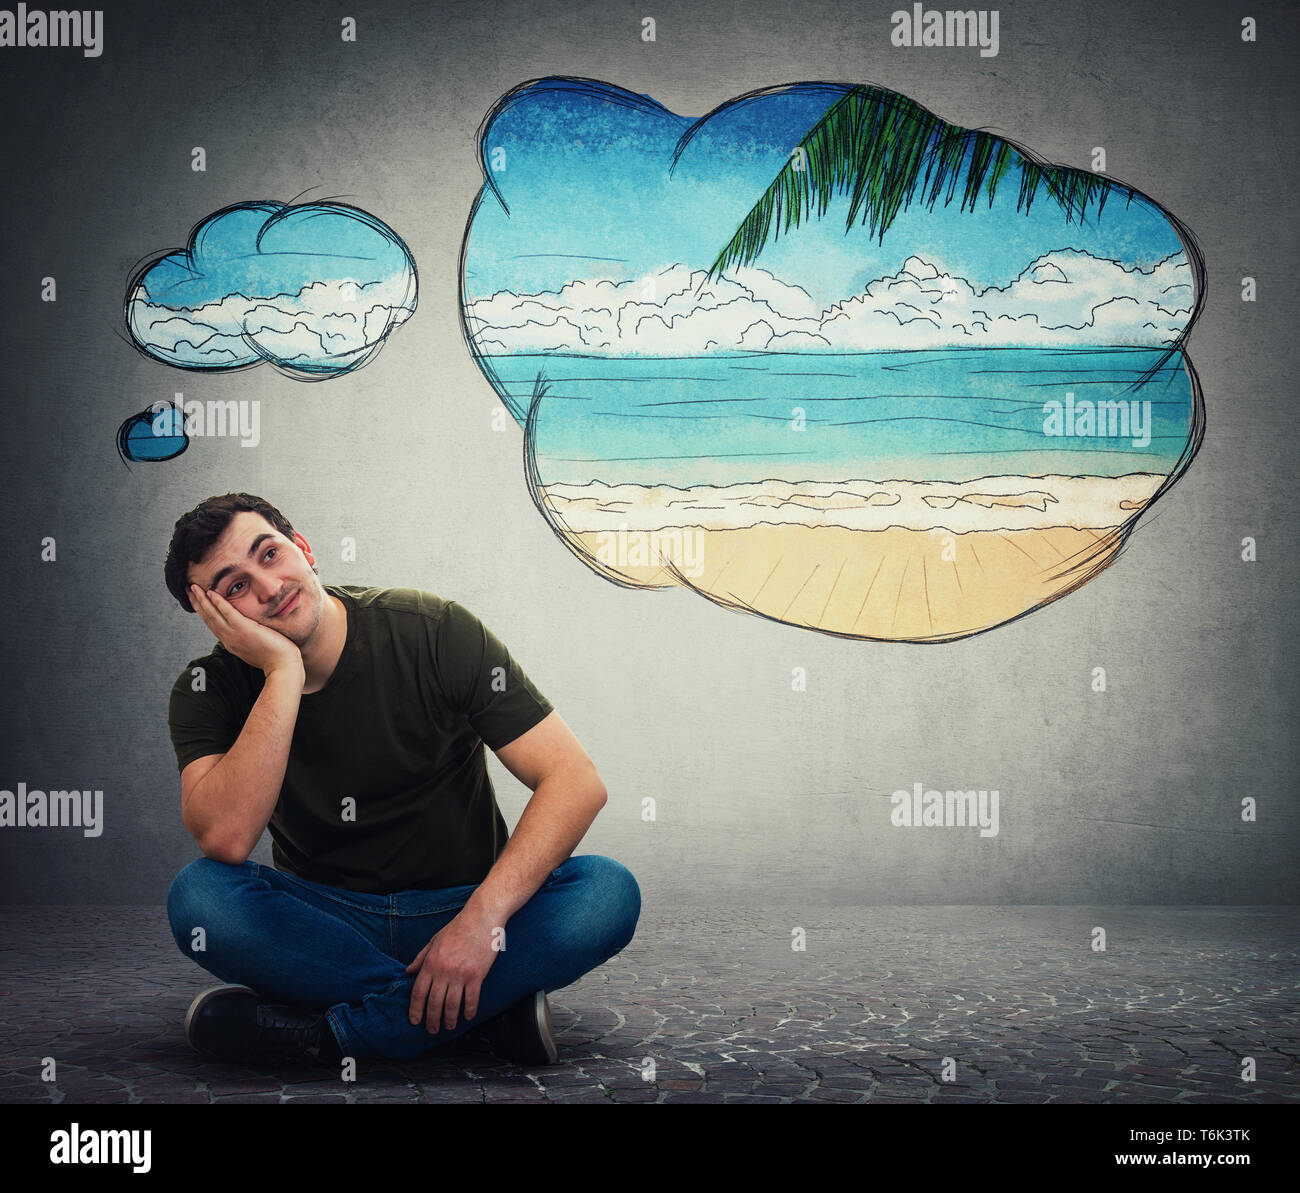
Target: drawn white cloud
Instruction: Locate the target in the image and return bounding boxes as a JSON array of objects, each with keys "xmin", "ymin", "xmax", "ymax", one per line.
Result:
[
  {"xmin": 465, "ymin": 250, "xmax": 1192, "ymax": 356},
  {"xmin": 128, "ymin": 276, "xmax": 416, "ymax": 371}
]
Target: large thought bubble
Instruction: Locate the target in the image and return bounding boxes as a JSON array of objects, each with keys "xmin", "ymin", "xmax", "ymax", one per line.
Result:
[{"xmin": 461, "ymin": 78, "xmax": 1204, "ymax": 641}]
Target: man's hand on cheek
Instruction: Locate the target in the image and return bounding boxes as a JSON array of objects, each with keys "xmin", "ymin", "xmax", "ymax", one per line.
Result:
[
  {"xmin": 188, "ymin": 585, "xmax": 304, "ymax": 679},
  {"xmin": 405, "ymin": 905, "xmax": 502, "ymax": 1033}
]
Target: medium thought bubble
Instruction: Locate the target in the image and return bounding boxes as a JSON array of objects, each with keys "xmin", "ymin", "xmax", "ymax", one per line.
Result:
[{"xmin": 124, "ymin": 200, "xmax": 417, "ymax": 380}]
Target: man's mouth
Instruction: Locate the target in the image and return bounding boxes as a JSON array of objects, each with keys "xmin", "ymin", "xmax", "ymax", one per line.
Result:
[{"xmin": 270, "ymin": 590, "xmax": 300, "ymax": 618}]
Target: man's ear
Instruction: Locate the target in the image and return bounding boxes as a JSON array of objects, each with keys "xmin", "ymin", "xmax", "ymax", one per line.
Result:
[{"xmin": 293, "ymin": 531, "xmax": 316, "ymax": 570}]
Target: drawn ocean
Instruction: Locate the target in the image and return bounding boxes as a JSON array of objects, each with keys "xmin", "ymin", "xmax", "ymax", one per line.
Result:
[{"xmin": 487, "ymin": 346, "xmax": 1195, "ymax": 488}]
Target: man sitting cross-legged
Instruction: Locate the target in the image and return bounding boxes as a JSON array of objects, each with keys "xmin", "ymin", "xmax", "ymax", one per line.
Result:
[{"xmin": 162, "ymin": 492, "xmax": 640, "ymax": 1068}]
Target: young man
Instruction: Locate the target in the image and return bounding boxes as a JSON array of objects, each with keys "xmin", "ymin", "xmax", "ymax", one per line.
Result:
[{"xmin": 163, "ymin": 492, "xmax": 639, "ymax": 1068}]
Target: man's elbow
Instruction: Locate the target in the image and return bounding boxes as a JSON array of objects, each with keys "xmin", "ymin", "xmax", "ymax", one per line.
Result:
[
  {"xmin": 193, "ymin": 828, "xmax": 253, "ymax": 866},
  {"xmin": 204, "ymin": 842, "xmax": 251, "ymax": 866},
  {"xmin": 551, "ymin": 761, "xmax": 606, "ymax": 810},
  {"xmin": 586, "ymin": 766, "xmax": 608, "ymax": 809}
]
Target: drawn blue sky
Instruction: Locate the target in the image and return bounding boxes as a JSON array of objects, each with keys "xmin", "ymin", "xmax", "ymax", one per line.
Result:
[
  {"xmin": 460, "ymin": 79, "xmax": 1198, "ymax": 491},
  {"xmin": 138, "ymin": 203, "xmax": 410, "ymax": 305},
  {"xmin": 464, "ymin": 79, "xmax": 1183, "ymax": 310}
]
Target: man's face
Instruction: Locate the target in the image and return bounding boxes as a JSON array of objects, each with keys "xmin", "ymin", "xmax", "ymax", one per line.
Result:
[{"xmin": 186, "ymin": 511, "xmax": 326, "ymax": 648}]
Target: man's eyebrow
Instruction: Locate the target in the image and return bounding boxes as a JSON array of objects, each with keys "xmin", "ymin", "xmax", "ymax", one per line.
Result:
[{"xmin": 206, "ymin": 533, "xmax": 278, "ymax": 591}]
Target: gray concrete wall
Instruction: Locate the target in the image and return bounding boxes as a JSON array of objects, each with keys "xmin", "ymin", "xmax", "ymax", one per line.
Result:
[{"xmin": 1, "ymin": 0, "xmax": 1296, "ymax": 904}]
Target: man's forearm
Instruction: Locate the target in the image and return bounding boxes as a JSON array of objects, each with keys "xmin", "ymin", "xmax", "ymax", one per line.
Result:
[
  {"xmin": 184, "ymin": 666, "xmax": 302, "ymax": 862},
  {"xmin": 462, "ymin": 766, "xmax": 607, "ymax": 927}
]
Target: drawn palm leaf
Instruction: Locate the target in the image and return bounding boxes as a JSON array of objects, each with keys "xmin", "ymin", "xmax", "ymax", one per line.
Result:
[{"xmin": 705, "ymin": 85, "xmax": 1125, "ymax": 280}]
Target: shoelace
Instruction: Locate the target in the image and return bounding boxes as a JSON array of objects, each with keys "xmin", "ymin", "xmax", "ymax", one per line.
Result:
[{"xmin": 254, "ymin": 1004, "xmax": 323, "ymax": 1054}]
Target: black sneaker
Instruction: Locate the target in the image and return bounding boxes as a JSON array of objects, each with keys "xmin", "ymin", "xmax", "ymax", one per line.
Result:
[
  {"xmin": 183, "ymin": 984, "xmax": 344, "ymax": 1066},
  {"xmin": 465, "ymin": 990, "xmax": 559, "ymax": 1066}
]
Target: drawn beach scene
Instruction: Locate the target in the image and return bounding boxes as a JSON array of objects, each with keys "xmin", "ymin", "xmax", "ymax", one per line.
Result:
[{"xmin": 461, "ymin": 79, "xmax": 1203, "ymax": 640}]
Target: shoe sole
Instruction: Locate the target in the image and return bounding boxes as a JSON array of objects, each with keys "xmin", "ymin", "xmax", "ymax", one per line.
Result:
[
  {"xmin": 533, "ymin": 991, "xmax": 559, "ymax": 1065},
  {"xmin": 183, "ymin": 983, "xmax": 257, "ymax": 1053}
]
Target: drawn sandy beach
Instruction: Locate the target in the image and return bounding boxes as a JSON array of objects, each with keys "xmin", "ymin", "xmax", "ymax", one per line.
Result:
[{"xmin": 545, "ymin": 473, "xmax": 1165, "ymax": 640}]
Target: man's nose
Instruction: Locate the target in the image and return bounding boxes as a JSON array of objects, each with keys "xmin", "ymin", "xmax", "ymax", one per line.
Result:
[{"xmin": 253, "ymin": 575, "xmax": 281, "ymax": 604}]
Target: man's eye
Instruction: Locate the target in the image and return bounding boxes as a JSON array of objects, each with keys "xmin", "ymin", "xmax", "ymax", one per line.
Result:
[
  {"xmin": 227, "ymin": 580, "xmax": 245, "ymax": 597},
  {"xmin": 264, "ymin": 547, "xmax": 277, "ymax": 561}
]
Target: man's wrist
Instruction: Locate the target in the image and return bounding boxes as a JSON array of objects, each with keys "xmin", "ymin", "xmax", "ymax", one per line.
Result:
[
  {"xmin": 263, "ymin": 657, "xmax": 305, "ymax": 683},
  {"xmin": 461, "ymin": 889, "xmax": 511, "ymax": 928}
]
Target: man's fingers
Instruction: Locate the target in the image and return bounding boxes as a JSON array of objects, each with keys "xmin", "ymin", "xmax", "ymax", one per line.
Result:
[
  {"xmin": 189, "ymin": 590, "xmax": 222, "ymax": 639},
  {"xmin": 442, "ymin": 984, "xmax": 463, "ymax": 1031},
  {"xmin": 190, "ymin": 585, "xmax": 227, "ymax": 631},
  {"xmin": 406, "ymin": 939, "xmax": 436, "ymax": 1020},
  {"xmin": 409, "ymin": 967, "xmax": 431, "ymax": 1024},
  {"xmin": 203, "ymin": 588, "xmax": 237, "ymax": 625},
  {"xmin": 463, "ymin": 981, "xmax": 481, "ymax": 1024},
  {"xmin": 424, "ymin": 980, "xmax": 449, "ymax": 1034},
  {"xmin": 404, "ymin": 941, "xmax": 430, "ymax": 974}
]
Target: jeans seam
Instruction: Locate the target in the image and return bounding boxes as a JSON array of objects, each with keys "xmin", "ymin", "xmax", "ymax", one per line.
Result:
[
  {"xmin": 264, "ymin": 866, "xmax": 387, "ymax": 915},
  {"xmin": 391, "ymin": 902, "xmax": 467, "ymax": 917},
  {"xmin": 325, "ymin": 1009, "xmax": 352, "ymax": 1060}
]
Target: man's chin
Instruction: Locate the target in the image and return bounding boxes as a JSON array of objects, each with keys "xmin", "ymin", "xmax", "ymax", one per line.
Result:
[
  {"xmin": 263, "ymin": 618, "xmax": 306, "ymax": 645},
  {"xmin": 271, "ymin": 596, "xmax": 321, "ymax": 643}
]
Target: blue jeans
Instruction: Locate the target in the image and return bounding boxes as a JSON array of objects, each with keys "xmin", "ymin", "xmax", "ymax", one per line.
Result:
[{"xmin": 165, "ymin": 854, "xmax": 640, "ymax": 1061}]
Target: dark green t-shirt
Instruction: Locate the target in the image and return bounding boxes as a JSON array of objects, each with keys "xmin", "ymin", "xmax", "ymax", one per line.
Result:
[{"xmin": 167, "ymin": 585, "xmax": 554, "ymax": 894}]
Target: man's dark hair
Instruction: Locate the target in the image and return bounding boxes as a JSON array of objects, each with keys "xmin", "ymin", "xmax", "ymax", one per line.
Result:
[{"xmin": 164, "ymin": 493, "xmax": 301, "ymax": 613}]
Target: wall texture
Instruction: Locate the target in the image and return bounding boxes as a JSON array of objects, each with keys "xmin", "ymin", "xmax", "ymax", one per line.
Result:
[{"xmin": 1, "ymin": 0, "xmax": 1296, "ymax": 904}]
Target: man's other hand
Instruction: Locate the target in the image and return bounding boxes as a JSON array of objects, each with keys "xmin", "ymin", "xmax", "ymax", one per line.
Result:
[
  {"xmin": 190, "ymin": 584, "xmax": 304, "ymax": 679},
  {"xmin": 405, "ymin": 905, "xmax": 502, "ymax": 1033}
]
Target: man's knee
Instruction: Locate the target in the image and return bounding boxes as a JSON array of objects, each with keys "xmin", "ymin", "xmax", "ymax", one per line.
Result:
[
  {"xmin": 165, "ymin": 857, "xmax": 255, "ymax": 954},
  {"xmin": 564, "ymin": 854, "xmax": 641, "ymax": 955}
]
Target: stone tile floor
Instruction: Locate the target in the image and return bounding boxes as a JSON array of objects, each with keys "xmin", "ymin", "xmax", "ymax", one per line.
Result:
[{"xmin": 1, "ymin": 904, "xmax": 1296, "ymax": 1104}]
